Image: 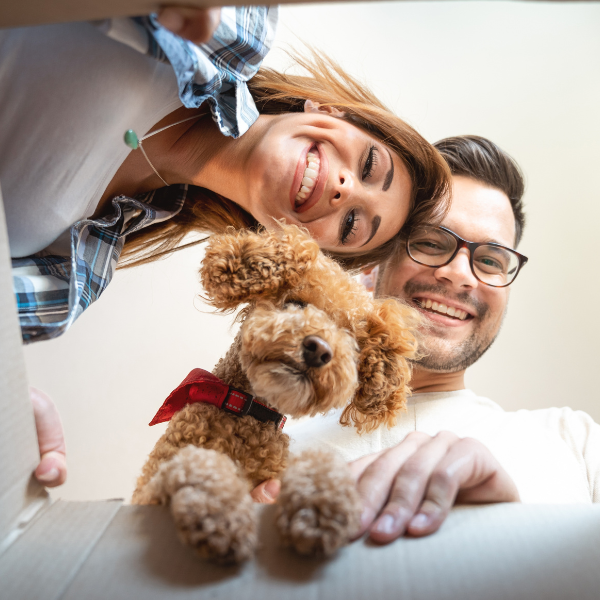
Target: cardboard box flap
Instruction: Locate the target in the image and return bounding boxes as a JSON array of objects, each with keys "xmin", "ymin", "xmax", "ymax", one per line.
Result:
[
  {"xmin": 0, "ymin": 499, "xmax": 123, "ymax": 600},
  {"xmin": 0, "ymin": 185, "xmax": 48, "ymax": 547},
  {"xmin": 59, "ymin": 503, "xmax": 600, "ymax": 600}
]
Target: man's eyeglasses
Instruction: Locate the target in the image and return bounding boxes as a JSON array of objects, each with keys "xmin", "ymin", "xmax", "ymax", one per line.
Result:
[{"xmin": 406, "ymin": 225, "xmax": 529, "ymax": 288}]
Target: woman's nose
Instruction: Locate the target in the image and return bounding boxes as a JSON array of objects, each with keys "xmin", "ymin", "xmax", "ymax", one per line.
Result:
[{"xmin": 330, "ymin": 169, "xmax": 354, "ymax": 207}]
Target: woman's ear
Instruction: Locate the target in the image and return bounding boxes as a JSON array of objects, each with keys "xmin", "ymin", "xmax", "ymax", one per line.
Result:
[{"xmin": 304, "ymin": 99, "xmax": 346, "ymax": 117}]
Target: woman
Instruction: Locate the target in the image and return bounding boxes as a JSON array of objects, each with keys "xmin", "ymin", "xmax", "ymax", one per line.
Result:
[
  {"xmin": 2, "ymin": 15, "xmax": 450, "ymax": 343},
  {"xmin": 119, "ymin": 58, "xmax": 450, "ymax": 270}
]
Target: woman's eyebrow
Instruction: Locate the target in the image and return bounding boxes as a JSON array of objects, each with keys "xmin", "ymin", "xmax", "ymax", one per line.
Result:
[
  {"xmin": 361, "ymin": 215, "xmax": 381, "ymax": 247},
  {"xmin": 382, "ymin": 148, "xmax": 395, "ymax": 191}
]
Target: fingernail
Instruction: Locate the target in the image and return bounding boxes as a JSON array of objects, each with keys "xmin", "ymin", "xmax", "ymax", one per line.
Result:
[
  {"xmin": 263, "ymin": 479, "xmax": 280, "ymax": 501},
  {"xmin": 372, "ymin": 514, "xmax": 396, "ymax": 535},
  {"xmin": 409, "ymin": 513, "xmax": 430, "ymax": 530},
  {"xmin": 157, "ymin": 10, "xmax": 185, "ymax": 33},
  {"xmin": 36, "ymin": 467, "xmax": 59, "ymax": 483}
]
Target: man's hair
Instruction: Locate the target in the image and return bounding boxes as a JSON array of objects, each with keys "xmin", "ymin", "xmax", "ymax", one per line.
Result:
[{"xmin": 433, "ymin": 136, "xmax": 526, "ymax": 246}]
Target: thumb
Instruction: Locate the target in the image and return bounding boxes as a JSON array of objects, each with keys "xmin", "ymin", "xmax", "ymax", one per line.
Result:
[
  {"xmin": 35, "ymin": 451, "xmax": 67, "ymax": 487},
  {"xmin": 250, "ymin": 479, "xmax": 281, "ymax": 504},
  {"xmin": 30, "ymin": 387, "xmax": 67, "ymax": 487}
]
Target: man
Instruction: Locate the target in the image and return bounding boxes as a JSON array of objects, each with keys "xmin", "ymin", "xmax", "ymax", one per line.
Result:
[
  {"xmin": 279, "ymin": 135, "xmax": 600, "ymax": 544},
  {"xmin": 34, "ymin": 135, "xmax": 600, "ymax": 545}
]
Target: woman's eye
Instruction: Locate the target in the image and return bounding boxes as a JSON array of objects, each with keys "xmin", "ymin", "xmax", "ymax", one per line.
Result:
[
  {"xmin": 362, "ymin": 145, "xmax": 378, "ymax": 180},
  {"xmin": 340, "ymin": 210, "xmax": 359, "ymax": 244}
]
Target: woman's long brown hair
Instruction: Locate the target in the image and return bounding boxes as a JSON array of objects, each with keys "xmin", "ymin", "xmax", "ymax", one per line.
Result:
[{"xmin": 119, "ymin": 52, "xmax": 451, "ymax": 271}]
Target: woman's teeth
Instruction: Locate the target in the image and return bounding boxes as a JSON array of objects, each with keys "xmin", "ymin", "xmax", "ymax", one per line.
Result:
[
  {"xmin": 295, "ymin": 151, "xmax": 320, "ymax": 205},
  {"xmin": 418, "ymin": 298, "xmax": 468, "ymax": 321}
]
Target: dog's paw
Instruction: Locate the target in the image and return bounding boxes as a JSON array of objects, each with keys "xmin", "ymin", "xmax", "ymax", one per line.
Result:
[
  {"xmin": 171, "ymin": 483, "xmax": 257, "ymax": 564},
  {"xmin": 276, "ymin": 448, "xmax": 361, "ymax": 557},
  {"xmin": 145, "ymin": 445, "xmax": 257, "ymax": 564}
]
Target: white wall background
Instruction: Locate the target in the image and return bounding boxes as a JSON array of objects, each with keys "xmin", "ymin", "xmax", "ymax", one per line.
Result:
[{"xmin": 23, "ymin": 1, "xmax": 600, "ymax": 502}]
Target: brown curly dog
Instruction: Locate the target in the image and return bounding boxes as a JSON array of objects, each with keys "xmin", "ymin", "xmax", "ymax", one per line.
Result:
[{"xmin": 132, "ymin": 225, "xmax": 419, "ymax": 563}]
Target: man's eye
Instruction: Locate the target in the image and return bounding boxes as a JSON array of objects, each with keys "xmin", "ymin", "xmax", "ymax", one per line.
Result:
[
  {"xmin": 476, "ymin": 256, "xmax": 504, "ymax": 273},
  {"xmin": 413, "ymin": 240, "xmax": 447, "ymax": 254},
  {"xmin": 340, "ymin": 210, "xmax": 359, "ymax": 244},
  {"xmin": 362, "ymin": 145, "xmax": 378, "ymax": 180}
]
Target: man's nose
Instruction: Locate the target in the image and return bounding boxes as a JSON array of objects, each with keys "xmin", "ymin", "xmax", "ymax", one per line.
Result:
[{"xmin": 433, "ymin": 248, "xmax": 479, "ymax": 290}]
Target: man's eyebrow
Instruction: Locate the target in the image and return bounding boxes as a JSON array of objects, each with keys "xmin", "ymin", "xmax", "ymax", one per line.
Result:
[
  {"xmin": 484, "ymin": 237, "xmax": 514, "ymax": 248},
  {"xmin": 361, "ymin": 215, "xmax": 381, "ymax": 247},
  {"xmin": 382, "ymin": 148, "xmax": 395, "ymax": 192}
]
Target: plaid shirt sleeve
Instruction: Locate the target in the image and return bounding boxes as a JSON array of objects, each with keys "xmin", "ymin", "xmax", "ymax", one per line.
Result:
[
  {"xmin": 12, "ymin": 187, "xmax": 187, "ymax": 344},
  {"xmin": 97, "ymin": 6, "xmax": 278, "ymax": 138},
  {"xmin": 13, "ymin": 7, "xmax": 278, "ymax": 343}
]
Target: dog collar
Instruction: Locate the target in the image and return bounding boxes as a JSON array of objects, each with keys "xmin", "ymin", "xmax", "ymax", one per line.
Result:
[{"xmin": 149, "ymin": 368, "xmax": 287, "ymax": 430}]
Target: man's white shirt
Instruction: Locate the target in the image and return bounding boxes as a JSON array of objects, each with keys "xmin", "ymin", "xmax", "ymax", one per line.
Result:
[{"xmin": 287, "ymin": 389, "xmax": 600, "ymax": 504}]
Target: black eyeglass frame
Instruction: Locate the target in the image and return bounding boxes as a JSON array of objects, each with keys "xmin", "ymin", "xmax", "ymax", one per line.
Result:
[{"xmin": 406, "ymin": 225, "xmax": 529, "ymax": 288}]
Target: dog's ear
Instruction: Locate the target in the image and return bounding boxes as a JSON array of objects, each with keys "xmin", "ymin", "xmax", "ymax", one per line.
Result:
[
  {"xmin": 201, "ymin": 225, "xmax": 320, "ymax": 310},
  {"xmin": 340, "ymin": 299, "xmax": 420, "ymax": 433}
]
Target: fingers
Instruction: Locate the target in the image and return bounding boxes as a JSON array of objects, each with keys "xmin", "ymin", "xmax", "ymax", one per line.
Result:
[
  {"xmin": 368, "ymin": 431, "xmax": 458, "ymax": 543},
  {"xmin": 406, "ymin": 437, "xmax": 519, "ymax": 537},
  {"xmin": 353, "ymin": 432, "xmax": 520, "ymax": 545},
  {"xmin": 352, "ymin": 432, "xmax": 430, "ymax": 539},
  {"xmin": 250, "ymin": 479, "xmax": 281, "ymax": 504},
  {"xmin": 30, "ymin": 387, "xmax": 67, "ymax": 487},
  {"xmin": 157, "ymin": 6, "xmax": 221, "ymax": 44}
]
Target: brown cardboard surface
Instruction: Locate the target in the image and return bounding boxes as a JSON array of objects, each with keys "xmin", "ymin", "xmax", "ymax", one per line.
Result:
[
  {"xmin": 0, "ymin": 0, "xmax": 592, "ymax": 29},
  {"xmin": 60, "ymin": 503, "xmax": 600, "ymax": 600},
  {"xmin": 0, "ymin": 184, "xmax": 48, "ymax": 547},
  {"xmin": 0, "ymin": 0, "xmax": 368, "ymax": 29},
  {"xmin": 1, "ymin": 0, "xmax": 206, "ymax": 28},
  {"xmin": 0, "ymin": 499, "xmax": 123, "ymax": 600}
]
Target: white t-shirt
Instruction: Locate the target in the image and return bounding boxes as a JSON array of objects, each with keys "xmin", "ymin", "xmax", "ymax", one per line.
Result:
[
  {"xmin": 0, "ymin": 23, "xmax": 181, "ymax": 257},
  {"xmin": 287, "ymin": 389, "xmax": 600, "ymax": 504}
]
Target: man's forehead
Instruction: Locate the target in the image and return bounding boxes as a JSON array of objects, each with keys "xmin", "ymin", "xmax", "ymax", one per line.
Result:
[{"xmin": 442, "ymin": 176, "xmax": 516, "ymax": 248}]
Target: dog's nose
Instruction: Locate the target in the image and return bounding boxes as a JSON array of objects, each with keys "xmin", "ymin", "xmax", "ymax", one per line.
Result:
[{"xmin": 302, "ymin": 336, "xmax": 332, "ymax": 368}]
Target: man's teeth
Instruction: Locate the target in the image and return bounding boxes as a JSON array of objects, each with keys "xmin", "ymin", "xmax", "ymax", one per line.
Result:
[
  {"xmin": 419, "ymin": 299, "xmax": 468, "ymax": 320},
  {"xmin": 295, "ymin": 151, "xmax": 320, "ymax": 203}
]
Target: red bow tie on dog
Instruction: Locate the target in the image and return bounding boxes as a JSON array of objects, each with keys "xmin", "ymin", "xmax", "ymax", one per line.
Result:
[{"xmin": 150, "ymin": 368, "xmax": 287, "ymax": 430}]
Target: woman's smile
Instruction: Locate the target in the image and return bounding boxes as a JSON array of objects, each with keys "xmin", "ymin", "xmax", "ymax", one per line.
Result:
[
  {"xmin": 290, "ymin": 143, "xmax": 329, "ymax": 214},
  {"xmin": 202, "ymin": 109, "xmax": 414, "ymax": 253}
]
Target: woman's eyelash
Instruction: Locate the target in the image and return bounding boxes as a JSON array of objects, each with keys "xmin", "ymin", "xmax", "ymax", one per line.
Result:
[
  {"xmin": 340, "ymin": 209, "xmax": 359, "ymax": 245},
  {"xmin": 362, "ymin": 145, "xmax": 378, "ymax": 180}
]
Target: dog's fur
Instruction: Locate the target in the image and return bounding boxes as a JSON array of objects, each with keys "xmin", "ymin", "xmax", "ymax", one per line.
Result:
[{"xmin": 132, "ymin": 225, "xmax": 419, "ymax": 563}]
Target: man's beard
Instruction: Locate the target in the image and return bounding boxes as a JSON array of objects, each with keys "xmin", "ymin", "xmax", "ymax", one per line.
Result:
[{"xmin": 402, "ymin": 281, "xmax": 503, "ymax": 373}]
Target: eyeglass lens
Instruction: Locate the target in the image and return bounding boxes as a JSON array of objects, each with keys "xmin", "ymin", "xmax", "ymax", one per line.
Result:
[{"xmin": 408, "ymin": 227, "xmax": 520, "ymax": 286}]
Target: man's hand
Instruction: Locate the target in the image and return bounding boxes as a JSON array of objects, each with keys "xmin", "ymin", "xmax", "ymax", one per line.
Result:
[
  {"xmin": 30, "ymin": 387, "xmax": 67, "ymax": 487},
  {"xmin": 351, "ymin": 431, "xmax": 519, "ymax": 543},
  {"xmin": 250, "ymin": 479, "xmax": 281, "ymax": 504},
  {"xmin": 156, "ymin": 6, "xmax": 221, "ymax": 45}
]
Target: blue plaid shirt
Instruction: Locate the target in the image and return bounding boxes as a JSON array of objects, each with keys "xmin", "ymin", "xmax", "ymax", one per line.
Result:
[{"xmin": 12, "ymin": 7, "xmax": 277, "ymax": 344}]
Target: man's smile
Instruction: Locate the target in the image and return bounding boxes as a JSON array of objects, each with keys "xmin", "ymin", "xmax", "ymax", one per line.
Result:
[{"xmin": 410, "ymin": 294, "xmax": 477, "ymax": 328}]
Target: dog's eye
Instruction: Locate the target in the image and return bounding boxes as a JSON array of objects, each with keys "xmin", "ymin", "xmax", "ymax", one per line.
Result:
[{"xmin": 285, "ymin": 299, "xmax": 307, "ymax": 309}]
